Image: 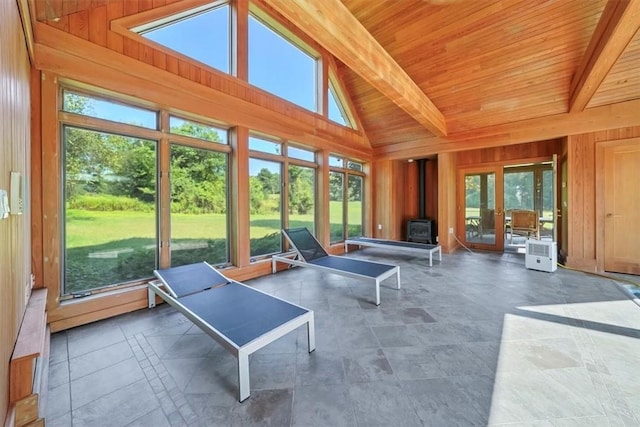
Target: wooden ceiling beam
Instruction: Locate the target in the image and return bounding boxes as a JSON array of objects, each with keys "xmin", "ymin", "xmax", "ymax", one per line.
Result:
[
  {"xmin": 569, "ymin": 0, "xmax": 640, "ymax": 112},
  {"xmin": 263, "ymin": 0, "xmax": 448, "ymax": 136},
  {"xmin": 374, "ymin": 98, "xmax": 640, "ymax": 160}
]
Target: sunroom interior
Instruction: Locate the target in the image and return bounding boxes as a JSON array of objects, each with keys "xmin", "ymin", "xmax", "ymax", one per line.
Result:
[{"xmin": 2, "ymin": 0, "xmax": 640, "ymax": 425}]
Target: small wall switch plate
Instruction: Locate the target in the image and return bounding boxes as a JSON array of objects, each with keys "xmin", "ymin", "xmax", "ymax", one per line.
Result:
[
  {"xmin": 377, "ymin": 224, "xmax": 382, "ymax": 230},
  {"xmin": 449, "ymin": 227, "xmax": 454, "ymax": 234},
  {"xmin": 10, "ymin": 171, "xmax": 23, "ymax": 215},
  {"xmin": 0, "ymin": 190, "xmax": 9, "ymax": 219}
]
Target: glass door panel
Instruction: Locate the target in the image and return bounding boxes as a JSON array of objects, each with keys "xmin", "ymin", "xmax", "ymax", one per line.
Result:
[
  {"xmin": 541, "ymin": 169, "xmax": 555, "ymax": 240},
  {"xmin": 502, "ymin": 162, "xmax": 555, "ymax": 248},
  {"xmin": 504, "ymin": 171, "xmax": 534, "ymax": 211},
  {"xmin": 460, "ymin": 167, "xmax": 504, "ymax": 251}
]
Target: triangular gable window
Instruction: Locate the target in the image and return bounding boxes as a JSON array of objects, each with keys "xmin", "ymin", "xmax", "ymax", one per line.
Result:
[
  {"xmin": 134, "ymin": 4, "xmax": 230, "ymax": 74},
  {"xmin": 248, "ymin": 13, "xmax": 317, "ymax": 112},
  {"xmin": 328, "ymin": 78, "xmax": 355, "ymax": 129}
]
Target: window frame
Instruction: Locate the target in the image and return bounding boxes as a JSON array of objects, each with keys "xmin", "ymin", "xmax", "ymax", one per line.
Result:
[
  {"xmin": 58, "ymin": 82, "xmax": 233, "ymax": 298},
  {"xmin": 115, "ymin": 0, "xmax": 233, "ymax": 76},
  {"xmin": 327, "ymin": 72, "xmax": 356, "ymax": 129},
  {"xmin": 247, "ymin": 6, "xmax": 320, "ymax": 113},
  {"xmin": 248, "ymin": 133, "xmax": 318, "ymax": 260},
  {"xmin": 328, "ymin": 154, "xmax": 366, "ymax": 244},
  {"xmin": 167, "ymin": 132, "xmax": 232, "ymax": 268},
  {"xmin": 59, "ymin": 105, "xmax": 162, "ymax": 298}
]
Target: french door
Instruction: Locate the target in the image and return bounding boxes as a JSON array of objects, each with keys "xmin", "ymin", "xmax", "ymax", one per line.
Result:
[{"xmin": 458, "ymin": 166, "xmax": 505, "ymax": 251}]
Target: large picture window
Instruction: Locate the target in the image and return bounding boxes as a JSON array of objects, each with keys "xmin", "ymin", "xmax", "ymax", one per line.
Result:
[
  {"xmin": 329, "ymin": 156, "xmax": 365, "ymax": 243},
  {"xmin": 61, "ymin": 88, "xmax": 231, "ymax": 296},
  {"xmin": 63, "ymin": 126, "xmax": 157, "ymax": 294},
  {"xmin": 348, "ymin": 175, "xmax": 363, "ymax": 237},
  {"xmin": 170, "ymin": 145, "xmax": 229, "ymax": 267},
  {"xmin": 288, "ymin": 164, "xmax": 315, "ymax": 232},
  {"xmin": 249, "ymin": 158, "xmax": 282, "ymax": 257},
  {"xmin": 169, "ymin": 118, "xmax": 230, "ymax": 266},
  {"xmin": 248, "ymin": 136, "xmax": 317, "ymax": 258},
  {"xmin": 329, "ymin": 171, "xmax": 345, "ymax": 242}
]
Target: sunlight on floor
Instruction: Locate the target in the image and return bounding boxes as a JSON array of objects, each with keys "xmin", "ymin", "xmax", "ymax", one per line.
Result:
[{"xmin": 488, "ymin": 300, "xmax": 640, "ymax": 425}]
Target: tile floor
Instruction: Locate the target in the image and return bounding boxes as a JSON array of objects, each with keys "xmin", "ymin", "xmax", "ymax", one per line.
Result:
[{"xmin": 44, "ymin": 250, "xmax": 640, "ymax": 426}]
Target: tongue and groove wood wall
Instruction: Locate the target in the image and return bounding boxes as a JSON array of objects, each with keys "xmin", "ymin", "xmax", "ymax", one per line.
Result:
[
  {"xmin": 1, "ymin": 1, "xmax": 33, "ymax": 424},
  {"xmin": 14, "ymin": 0, "xmax": 640, "ymax": 339}
]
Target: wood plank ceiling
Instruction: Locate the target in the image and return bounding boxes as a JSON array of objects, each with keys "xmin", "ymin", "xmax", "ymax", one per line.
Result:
[
  {"xmin": 337, "ymin": 0, "xmax": 640, "ymax": 148},
  {"xmin": 33, "ymin": 0, "xmax": 640, "ymax": 151}
]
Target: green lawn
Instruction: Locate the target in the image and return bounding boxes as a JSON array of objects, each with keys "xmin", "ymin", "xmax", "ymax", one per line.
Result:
[{"xmin": 64, "ymin": 203, "xmax": 363, "ymax": 293}]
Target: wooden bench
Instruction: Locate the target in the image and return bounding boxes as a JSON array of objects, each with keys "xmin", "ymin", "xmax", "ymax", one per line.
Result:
[{"xmin": 7, "ymin": 288, "xmax": 49, "ymax": 427}]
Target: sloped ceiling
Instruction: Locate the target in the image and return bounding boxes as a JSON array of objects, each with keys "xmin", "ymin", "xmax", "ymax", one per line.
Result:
[
  {"xmin": 33, "ymin": 0, "xmax": 640, "ymax": 152},
  {"xmin": 263, "ymin": 0, "xmax": 640, "ymax": 150},
  {"xmin": 339, "ymin": 0, "xmax": 634, "ymax": 146}
]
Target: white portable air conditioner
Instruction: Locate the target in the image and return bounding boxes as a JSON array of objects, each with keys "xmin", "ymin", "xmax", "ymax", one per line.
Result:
[{"xmin": 525, "ymin": 240, "xmax": 557, "ymax": 272}]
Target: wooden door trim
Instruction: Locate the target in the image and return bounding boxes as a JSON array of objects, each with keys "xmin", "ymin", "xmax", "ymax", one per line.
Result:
[
  {"xmin": 595, "ymin": 136, "xmax": 640, "ymax": 272},
  {"xmin": 456, "ymin": 165, "xmax": 505, "ymax": 251}
]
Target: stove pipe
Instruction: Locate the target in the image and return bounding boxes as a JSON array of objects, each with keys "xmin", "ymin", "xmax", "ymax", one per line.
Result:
[{"xmin": 417, "ymin": 159, "xmax": 426, "ymax": 219}]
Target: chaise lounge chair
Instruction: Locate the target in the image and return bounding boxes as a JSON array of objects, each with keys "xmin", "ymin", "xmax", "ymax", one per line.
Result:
[
  {"xmin": 148, "ymin": 261, "xmax": 315, "ymax": 402},
  {"xmin": 344, "ymin": 236, "xmax": 442, "ymax": 267},
  {"xmin": 272, "ymin": 227, "xmax": 400, "ymax": 306}
]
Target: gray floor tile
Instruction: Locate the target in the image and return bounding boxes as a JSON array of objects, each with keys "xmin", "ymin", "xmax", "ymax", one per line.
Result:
[
  {"xmin": 162, "ymin": 333, "xmax": 215, "ymax": 359},
  {"xmin": 249, "ymin": 352, "xmax": 297, "ymax": 390},
  {"xmin": 292, "ymin": 384, "xmax": 356, "ymax": 426},
  {"xmin": 49, "ymin": 332, "xmax": 69, "ymax": 365},
  {"xmin": 402, "ymin": 376, "xmax": 491, "ymax": 426},
  {"xmin": 72, "ymin": 379, "xmax": 159, "ymax": 427},
  {"xmin": 493, "ymin": 337, "xmax": 584, "ymax": 372},
  {"xmin": 66, "ymin": 319, "xmax": 127, "ymax": 359},
  {"xmin": 228, "ymin": 389, "xmax": 293, "ymax": 426},
  {"xmin": 45, "ymin": 251, "xmax": 640, "ymax": 426},
  {"xmin": 348, "ymin": 380, "xmax": 422, "ymax": 426},
  {"xmin": 126, "ymin": 407, "xmax": 171, "ymax": 427},
  {"xmin": 69, "ymin": 339, "xmax": 134, "ymax": 380},
  {"xmin": 342, "ymin": 348, "xmax": 394, "ymax": 383},
  {"xmin": 48, "ymin": 360, "xmax": 69, "ymax": 390},
  {"xmin": 295, "ymin": 350, "xmax": 345, "ymax": 387},
  {"xmin": 336, "ymin": 325, "xmax": 380, "ymax": 350},
  {"xmin": 46, "ymin": 382, "xmax": 70, "ymax": 420},
  {"xmin": 161, "ymin": 357, "xmax": 210, "ymax": 392},
  {"xmin": 45, "ymin": 411, "xmax": 72, "ymax": 427},
  {"xmin": 372, "ymin": 324, "xmax": 425, "ymax": 347},
  {"xmin": 182, "ymin": 356, "xmax": 238, "ymax": 396},
  {"xmin": 71, "ymin": 357, "xmax": 145, "ymax": 409},
  {"xmin": 488, "ymin": 367, "xmax": 605, "ymax": 424}
]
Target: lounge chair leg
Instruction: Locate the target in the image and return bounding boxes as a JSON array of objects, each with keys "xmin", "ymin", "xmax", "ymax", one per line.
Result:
[
  {"xmin": 307, "ymin": 315, "xmax": 316, "ymax": 352},
  {"xmin": 148, "ymin": 287, "xmax": 156, "ymax": 308},
  {"xmin": 375, "ymin": 280, "xmax": 380, "ymax": 306},
  {"xmin": 238, "ymin": 351, "xmax": 250, "ymax": 402},
  {"xmin": 396, "ymin": 268, "xmax": 401, "ymax": 290}
]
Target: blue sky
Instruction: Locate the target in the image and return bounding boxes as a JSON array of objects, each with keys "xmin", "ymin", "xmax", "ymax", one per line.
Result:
[
  {"xmin": 88, "ymin": 4, "xmax": 349, "ymax": 176},
  {"xmin": 143, "ymin": 6, "xmax": 316, "ymax": 112}
]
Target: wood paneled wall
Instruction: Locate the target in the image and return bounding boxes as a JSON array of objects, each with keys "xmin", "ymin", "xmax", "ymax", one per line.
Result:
[
  {"xmin": 456, "ymin": 139, "xmax": 562, "ymax": 166},
  {"xmin": 437, "ymin": 153, "xmax": 457, "ymax": 253},
  {"xmin": 384, "ymin": 140, "xmax": 563, "ymax": 249},
  {"xmin": 372, "ymin": 159, "xmax": 405, "ymax": 240},
  {"xmin": 401, "ymin": 159, "xmax": 438, "ymax": 240},
  {"xmin": 565, "ymin": 125, "xmax": 640, "ymax": 271},
  {"xmin": 0, "ymin": 1, "xmax": 33, "ymax": 423}
]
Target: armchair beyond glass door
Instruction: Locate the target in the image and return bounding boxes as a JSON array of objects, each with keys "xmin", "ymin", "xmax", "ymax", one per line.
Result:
[{"xmin": 508, "ymin": 210, "xmax": 540, "ymax": 244}]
